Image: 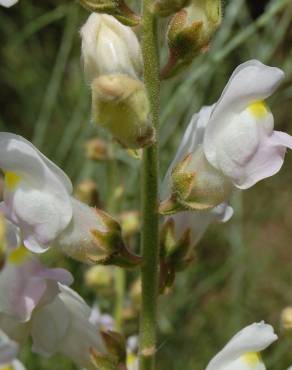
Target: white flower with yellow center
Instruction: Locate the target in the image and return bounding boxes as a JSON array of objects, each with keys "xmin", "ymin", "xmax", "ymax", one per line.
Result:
[
  {"xmin": 0, "ymin": 133, "xmax": 127, "ymax": 264},
  {"xmin": 0, "ymin": 224, "xmax": 107, "ymax": 369},
  {"xmin": 80, "ymin": 13, "xmax": 143, "ymax": 83},
  {"xmin": 206, "ymin": 322, "xmax": 278, "ymax": 370},
  {"xmin": 161, "ymin": 60, "xmax": 292, "ymax": 245}
]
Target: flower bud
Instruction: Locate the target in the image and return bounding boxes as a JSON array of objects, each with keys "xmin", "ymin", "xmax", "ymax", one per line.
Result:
[
  {"xmin": 80, "ymin": 13, "xmax": 143, "ymax": 83},
  {"xmin": 162, "ymin": 0, "xmax": 222, "ymax": 78},
  {"xmin": 75, "ymin": 179, "xmax": 101, "ymax": 207},
  {"xmin": 91, "ymin": 74, "xmax": 155, "ymax": 149},
  {"xmin": 153, "ymin": 0, "xmax": 191, "ymax": 17},
  {"xmin": 119, "ymin": 211, "xmax": 140, "ymax": 238},
  {"xmin": 56, "ymin": 198, "xmax": 141, "ymax": 267},
  {"xmin": 159, "ymin": 218, "xmax": 195, "ymax": 293},
  {"xmin": 85, "ymin": 137, "xmax": 109, "ymax": 161},
  {"xmin": 85, "ymin": 265, "xmax": 114, "ymax": 292},
  {"xmin": 130, "ymin": 278, "xmax": 141, "ymax": 309},
  {"xmin": 79, "ymin": 0, "xmax": 140, "ymax": 27},
  {"xmin": 281, "ymin": 307, "xmax": 292, "ymax": 333},
  {"xmin": 159, "ymin": 147, "xmax": 232, "ymax": 215}
]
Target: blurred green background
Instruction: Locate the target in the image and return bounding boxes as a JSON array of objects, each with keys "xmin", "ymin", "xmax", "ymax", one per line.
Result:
[{"xmin": 1, "ymin": 0, "xmax": 292, "ymax": 369}]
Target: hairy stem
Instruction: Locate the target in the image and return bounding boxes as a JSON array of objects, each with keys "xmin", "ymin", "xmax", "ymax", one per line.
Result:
[
  {"xmin": 139, "ymin": 1, "xmax": 160, "ymax": 369},
  {"xmin": 114, "ymin": 267, "xmax": 126, "ymax": 331}
]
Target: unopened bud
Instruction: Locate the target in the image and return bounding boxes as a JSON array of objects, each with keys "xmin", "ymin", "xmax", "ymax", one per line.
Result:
[
  {"xmin": 75, "ymin": 180, "xmax": 101, "ymax": 207},
  {"xmin": 57, "ymin": 198, "xmax": 141, "ymax": 267},
  {"xmin": 281, "ymin": 307, "xmax": 292, "ymax": 333},
  {"xmin": 119, "ymin": 211, "xmax": 140, "ymax": 238},
  {"xmin": 80, "ymin": 13, "xmax": 142, "ymax": 83},
  {"xmin": 159, "ymin": 148, "xmax": 232, "ymax": 215},
  {"xmin": 85, "ymin": 265, "xmax": 114, "ymax": 292},
  {"xmin": 79, "ymin": 0, "xmax": 140, "ymax": 27},
  {"xmin": 85, "ymin": 138, "xmax": 109, "ymax": 161},
  {"xmin": 159, "ymin": 218, "xmax": 195, "ymax": 293},
  {"xmin": 130, "ymin": 278, "xmax": 141, "ymax": 309},
  {"xmin": 162, "ymin": 0, "xmax": 222, "ymax": 78},
  {"xmin": 153, "ymin": 0, "xmax": 190, "ymax": 17},
  {"xmin": 92, "ymin": 74, "xmax": 155, "ymax": 149},
  {"xmin": 91, "ymin": 331, "xmax": 127, "ymax": 370},
  {"xmin": 101, "ymin": 331, "xmax": 126, "ymax": 362}
]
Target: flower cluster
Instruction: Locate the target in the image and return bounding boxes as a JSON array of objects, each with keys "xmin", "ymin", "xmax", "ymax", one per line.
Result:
[{"xmin": 1, "ymin": 0, "xmax": 292, "ymax": 369}]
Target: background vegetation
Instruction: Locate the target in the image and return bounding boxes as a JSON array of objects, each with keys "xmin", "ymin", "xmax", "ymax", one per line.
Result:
[{"xmin": 0, "ymin": 0, "xmax": 292, "ymax": 369}]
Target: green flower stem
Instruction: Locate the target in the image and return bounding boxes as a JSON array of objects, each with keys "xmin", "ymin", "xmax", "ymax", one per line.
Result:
[
  {"xmin": 139, "ymin": 0, "xmax": 160, "ymax": 369},
  {"xmin": 114, "ymin": 267, "xmax": 126, "ymax": 331}
]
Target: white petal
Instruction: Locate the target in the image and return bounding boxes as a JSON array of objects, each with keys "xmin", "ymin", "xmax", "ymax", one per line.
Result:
[
  {"xmin": 0, "ymin": 133, "xmax": 72, "ymax": 193},
  {"xmin": 11, "ymin": 359, "xmax": 27, "ymax": 370},
  {"xmin": 31, "ymin": 284, "xmax": 106, "ymax": 369},
  {"xmin": 206, "ymin": 322, "xmax": 278, "ymax": 370},
  {"xmin": 0, "ymin": 133, "xmax": 73, "ymax": 252},
  {"xmin": 1, "ymin": 215, "xmax": 21, "ymax": 251},
  {"xmin": 0, "ymin": 314, "xmax": 29, "ymax": 345},
  {"xmin": 31, "ymin": 294, "xmax": 69, "ymax": 356},
  {"xmin": 80, "ymin": 13, "xmax": 142, "ymax": 82},
  {"xmin": 0, "ymin": 0, "xmax": 18, "ymax": 7},
  {"xmin": 0, "ymin": 330, "xmax": 18, "ymax": 365},
  {"xmin": 235, "ymin": 130, "xmax": 292, "ymax": 189},
  {"xmin": 0, "ymin": 255, "xmax": 72, "ymax": 322},
  {"xmin": 168, "ymin": 200, "xmax": 232, "ymax": 247},
  {"xmin": 204, "ymin": 60, "xmax": 284, "ymax": 169}
]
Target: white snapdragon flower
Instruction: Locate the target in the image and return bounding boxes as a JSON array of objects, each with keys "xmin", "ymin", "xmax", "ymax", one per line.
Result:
[
  {"xmin": 161, "ymin": 60, "xmax": 292, "ymax": 244},
  {"xmin": 80, "ymin": 13, "xmax": 143, "ymax": 83},
  {"xmin": 206, "ymin": 322, "xmax": 278, "ymax": 370},
  {"xmin": 30, "ymin": 284, "xmax": 106, "ymax": 370},
  {"xmin": 0, "ymin": 226, "xmax": 107, "ymax": 369},
  {"xmin": 0, "ymin": 0, "xmax": 18, "ymax": 7},
  {"xmin": 0, "ymin": 133, "xmax": 126, "ymax": 264},
  {"xmin": 161, "ymin": 105, "xmax": 233, "ymax": 245}
]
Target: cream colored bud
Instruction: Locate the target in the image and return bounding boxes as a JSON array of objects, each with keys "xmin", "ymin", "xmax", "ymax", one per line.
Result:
[
  {"xmin": 186, "ymin": 0, "xmax": 222, "ymax": 35},
  {"xmin": 163, "ymin": 0, "xmax": 222, "ymax": 78},
  {"xmin": 74, "ymin": 180, "xmax": 100, "ymax": 207},
  {"xmin": 79, "ymin": 0, "xmax": 140, "ymax": 27},
  {"xmin": 85, "ymin": 137, "xmax": 109, "ymax": 161},
  {"xmin": 281, "ymin": 307, "xmax": 292, "ymax": 332},
  {"xmin": 92, "ymin": 74, "xmax": 155, "ymax": 149},
  {"xmin": 85, "ymin": 265, "xmax": 114, "ymax": 292},
  {"xmin": 153, "ymin": 0, "xmax": 191, "ymax": 17},
  {"xmin": 119, "ymin": 211, "xmax": 140, "ymax": 238},
  {"xmin": 130, "ymin": 278, "xmax": 141, "ymax": 309},
  {"xmin": 80, "ymin": 13, "xmax": 143, "ymax": 83},
  {"xmin": 160, "ymin": 147, "xmax": 232, "ymax": 214}
]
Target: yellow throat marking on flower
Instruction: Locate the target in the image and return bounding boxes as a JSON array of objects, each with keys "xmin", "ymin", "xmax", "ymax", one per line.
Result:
[
  {"xmin": 248, "ymin": 100, "xmax": 268, "ymax": 118},
  {"xmin": 242, "ymin": 352, "xmax": 262, "ymax": 366},
  {"xmin": 8, "ymin": 245, "xmax": 29, "ymax": 265},
  {"xmin": 0, "ymin": 364, "xmax": 13, "ymax": 370},
  {"xmin": 127, "ymin": 353, "xmax": 137, "ymax": 367},
  {"xmin": 5, "ymin": 172, "xmax": 21, "ymax": 190}
]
